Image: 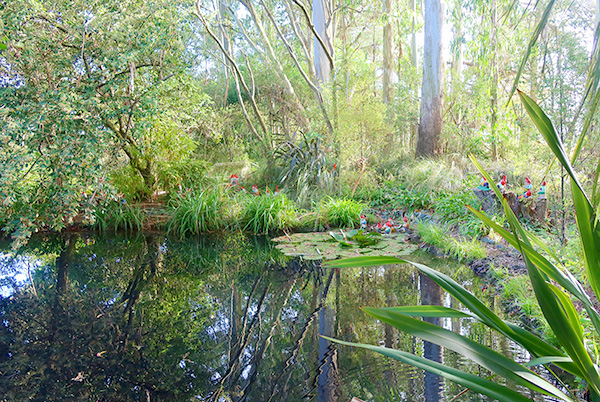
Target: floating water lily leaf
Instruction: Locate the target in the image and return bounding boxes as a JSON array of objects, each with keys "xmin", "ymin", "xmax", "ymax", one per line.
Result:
[
  {"xmin": 329, "ymin": 232, "xmax": 346, "ymax": 242},
  {"xmin": 272, "ymin": 231, "xmax": 416, "ymax": 260}
]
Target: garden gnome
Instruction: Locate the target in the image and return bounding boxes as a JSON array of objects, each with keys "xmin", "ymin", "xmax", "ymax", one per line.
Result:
[
  {"xmin": 477, "ymin": 176, "xmax": 490, "ymax": 191},
  {"xmin": 400, "ymin": 216, "xmax": 409, "ymax": 233},
  {"xmin": 251, "ymin": 185, "xmax": 260, "ymax": 196},
  {"xmin": 377, "ymin": 222, "xmax": 384, "ymax": 233},
  {"xmin": 360, "ymin": 214, "xmax": 367, "ymax": 229},
  {"xmin": 497, "ymin": 175, "xmax": 507, "ymax": 192},
  {"xmin": 273, "ymin": 186, "xmax": 280, "ymax": 196},
  {"xmin": 230, "ymin": 174, "xmax": 240, "ymax": 187},
  {"xmin": 538, "ymin": 181, "xmax": 546, "ymax": 199},
  {"xmin": 524, "ymin": 177, "xmax": 532, "ymax": 191},
  {"xmin": 384, "ymin": 218, "xmax": 393, "ymax": 234}
]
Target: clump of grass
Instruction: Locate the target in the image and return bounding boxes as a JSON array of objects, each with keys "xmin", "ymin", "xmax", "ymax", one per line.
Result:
[
  {"xmin": 94, "ymin": 201, "xmax": 145, "ymax": 233},
  {"xmin": 321, "ymin": 198, "xmax": 367, "ymax": 228},
  {"xmin": 499, "ymin": 273, "xmax": 556, "ymax": 344},
  {"xmin": 366, "ymin": 182, "xmax": 434, "ymax": 212},
  {"xmin": 240, "ymin": 194, "xmax": 300, "ymax": 234},
  {"xmin": 397, "ymin": 158, "xmax": 467, "ymax": 193},
  {"xmin": 167, "ymin": 188, "xmax": 224, "ymax": 237},
  {"xmin": 417, "ymin": 222, "xmax": 487, "ymax": 261},
  {"xmin": 434, "ymin": 190, "xmax": 488, "ymax": 237}
]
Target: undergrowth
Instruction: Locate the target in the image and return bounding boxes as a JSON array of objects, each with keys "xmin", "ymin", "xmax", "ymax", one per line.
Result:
[
  {"xmin": 167, "ymin": 188, "xmax": 224, "ymax": 237},
  {"xmin": 320, "ymin": 198, "xmax": 367, "ymax": 228},
  {"xmin": 94, "ymin": 201, "xmax": 146, "ymax": 233},
  {"xmin": 240, "ymin": 194, "xmax": 300, "ymax": 234},
  {"xmin": 417, "ymin": 222, "xmax": 487, "ymax": 261}
]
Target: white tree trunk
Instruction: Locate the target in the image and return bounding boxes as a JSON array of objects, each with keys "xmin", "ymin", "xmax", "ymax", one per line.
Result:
[
  {"xmin": 313, "ymin": 0, "xmax": 333, "ymax": 84},
  {"xmin": 382, "ymin": 0, "xmax": 394, "ymax": 104},
  {"xmin": 416, "ymin": 0, "xmax": 443, "ymax": 157}
]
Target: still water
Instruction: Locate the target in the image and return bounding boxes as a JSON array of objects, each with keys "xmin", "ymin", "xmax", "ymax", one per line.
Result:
[{"xmin": 0, "ymin": 232, "xmax": 546, "ymax": 401}]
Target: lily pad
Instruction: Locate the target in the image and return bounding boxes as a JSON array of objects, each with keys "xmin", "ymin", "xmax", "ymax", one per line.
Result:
[{"xmin": 272, "ymin": 231, "xmax": 417, "ymax": 261}]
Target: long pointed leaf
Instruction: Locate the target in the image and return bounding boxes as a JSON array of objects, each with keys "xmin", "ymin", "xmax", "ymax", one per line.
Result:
[
  {"xmin": 322, "ymin": 336, "xmax": 538, "ymax": 402},
  {"xmin": 380, "ymin": 305, "xmax": 474, "ymax": 318},
  {"xmin": 518, "ymin": 90, "xmax": 590, "ymax": 205},
  {"xmin": 507, "ymin": 0, "xmax": 556, "ymax": 103},
  {"xmin": 361, "ymin": 307, "xmax": 573, "ymax": 401},
  {"xmin": 503, "ymin": 205, "xmax": 600, "ymax": 395}
]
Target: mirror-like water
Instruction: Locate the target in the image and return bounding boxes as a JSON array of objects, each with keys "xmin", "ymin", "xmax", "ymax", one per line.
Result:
[{"xmin": 0, "ymin": 232, "xmax": 552, "ymax": 401}]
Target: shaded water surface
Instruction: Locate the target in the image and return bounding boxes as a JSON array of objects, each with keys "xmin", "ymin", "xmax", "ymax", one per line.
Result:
[{"xmin": 0, "ymin": 232, "xmax": 539, "ymax": 401}]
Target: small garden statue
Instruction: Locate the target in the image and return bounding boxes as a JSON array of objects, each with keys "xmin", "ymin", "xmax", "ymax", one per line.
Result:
[{"xmin": 538, "ymin": 181, "xmax": 546, "ymax": 199}]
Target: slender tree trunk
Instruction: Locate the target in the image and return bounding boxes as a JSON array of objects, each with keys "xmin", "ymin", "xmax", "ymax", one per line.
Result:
[
  {"xmin": 218, "ymin": 0, "xmax": 231, "ymax": 106},
  {"xmin": 240, "ymin": 0, "xmax": 297, "ymax": 98},
  {"xmin": 490, "ymin": 0, "xmax": 498, "ymax": 160},
  {"xmin": 409, "ymin": 0, "xmax": 418, "ymax": 149},
  {"xmin": 313, "ymin": 0, "xmax": 333, "ymax": 84},
  {"xmin": 451, "ymin": 0, "xmax": 463, "ymax": 92},
  {"xmin": 382, "ymin": 0, "xmax": 394, "ymax": 104},
  {"xmin": 416, "ymin": 0, "xmax": 444, "ymax": 157}
]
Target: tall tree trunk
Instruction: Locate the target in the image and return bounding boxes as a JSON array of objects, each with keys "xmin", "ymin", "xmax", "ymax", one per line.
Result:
[
  {"xmin": 218, "ymin": 0, "xmax": 231, "ymax": 107},
  {"xmin": 490, "ymin": 0, "xmax": 499, "ymax": 160},
  {"xmin": 382, "ymin": 0, "xmax": 394, "ymax": 104},
  {"xmin": 240, "ymin": 0, "xmax": 297, "ymax": 98},
  {"xmin": 313, "ymin": 0, "xmax": 333, "ymax": 84},
  {"xmin": 409, "ymin": 0, "xmax": 418, "ymax": 148},
  {"xmin": 416, "ymin": 0, "xmax": 444, "ymax": 157}
]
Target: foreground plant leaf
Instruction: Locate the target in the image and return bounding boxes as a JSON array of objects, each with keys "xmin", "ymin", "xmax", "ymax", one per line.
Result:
[{"xmin": 321, "ymin": 336, "xmax": 536, "ymax": 402}]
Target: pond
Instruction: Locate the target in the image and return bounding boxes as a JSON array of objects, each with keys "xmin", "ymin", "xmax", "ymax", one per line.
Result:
[{"xmin": 0, "ymin": 232, "xmax": 550, "ymax": 401}]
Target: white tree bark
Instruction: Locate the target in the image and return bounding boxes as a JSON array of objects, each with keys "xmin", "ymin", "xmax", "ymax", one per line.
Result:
[
  {"xmin": 382, "ymin": 0, "xmax": 394, "ymax": 104},
  {"xmin": 312, "ymin": 0, "xmax": 333, "ymax": 84},
  {"xmin": 416, "ymin": 0, "xmax": 443, "ymax": 157}
]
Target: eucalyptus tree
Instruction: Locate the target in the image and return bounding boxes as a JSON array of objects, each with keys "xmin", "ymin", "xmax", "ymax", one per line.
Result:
[
  {"xmin": 415, "ymin": 0, "xmax": 444, "ymax": 157},
  {"xmin": 0, "ymin": 0, "xmax": 192, "ymax": 245},
  {"xmin": 382, "ymin": 0, "xmax": 394, "ymax": 104}
]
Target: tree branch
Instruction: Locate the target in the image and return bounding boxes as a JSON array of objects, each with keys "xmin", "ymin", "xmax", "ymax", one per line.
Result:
[
  {"xmin": 259, "ymin": 0, "xmax": 333, "ymax": 135},
  {"xmin": 194, "ymin": 4, "xmax": 269, "ymax": 144},
  {"xmin": 292, "ymin": 0, "xmax": 334, "ymax": 70}
]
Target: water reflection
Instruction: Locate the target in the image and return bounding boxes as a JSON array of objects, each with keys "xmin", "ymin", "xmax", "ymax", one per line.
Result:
[
  {"xmin": 421, "ymin": 273, "xmax": 442, "ymax": 402},
  {"xmin": 0, "ymin": 232, "xmax": 540, "ymax": 401}
]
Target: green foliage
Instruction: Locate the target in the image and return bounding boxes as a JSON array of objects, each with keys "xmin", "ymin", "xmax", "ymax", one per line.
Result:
[
  {"xmin": 324, "ymin": 95, "xmax": 600, "ymax": 400},
  {"xmin": 367, "ymin": 182, "xmax": 435, "ymax": 212},
  {"xmin": 397, "ymin": 158, "xmax": 468, "ymax": 193},
  {"xmin": 111, "ymin": 166, "xmax": 152, "ymax": 202},
  {"xmin": 434, "ymin": 190, "xmax": 488, "ymax": 237},
  {"xmin": 0, "ymin": 0, "xmax": 192, "ymax": 245},
  {"xmin": 240, "ymin": 194, "xmax": 300, "ymax": 234},
  {"xmin": 93, "ymin": 201, "xmax": 145, "ymax": 233},
  {"xmin": 321, "ymin": 198, "xmax": 366, "ymax": 228},
  {"xmin": 167, "ymin": 188, "xmax": 224, "ymax": 237},
  {"xmin": 273, "ymin": 131, "xmax": 336, "ymax": 206},
  {"xmin": 157, "ymin": 159, "xmax": 211, "ymax": 196},
  {"xmin": 329, "ymin": 229, "xmax": 382, "ymax": 248},
  {"xmin": 417, "ymin": 222, "xmax": 487, "ymax": 261}
]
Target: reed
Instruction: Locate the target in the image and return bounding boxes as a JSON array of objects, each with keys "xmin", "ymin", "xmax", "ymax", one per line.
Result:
[
  {"xmin": 240, "ymin": 193, "xmax": 299, "ymax": 234},
  {"xmin": 167, "ymin": 188, "xmax": 223, "ymax": 237}
]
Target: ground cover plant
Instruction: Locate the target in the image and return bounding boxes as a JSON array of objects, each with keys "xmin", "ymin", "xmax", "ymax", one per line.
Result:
[
  {"xmin": 320, "ymin": 198, "xmax": 367, "ymax": 228},
  {"xmin": 416, "ymin": 222, "xmax": 487, "ymax": 261},
  {"xmin": 167, "ymin": 188, "xmax": 224, "ymax": 237},
  {"xmin": 324, "ymin": 93, "xmax": 600, "ymax": 401},
  {"xmin": 239, "ymin": 193, "xmax": 300, "ymax": 234},
  {"xmin": 94, "ymin": 201, "xmax": 146, "ymax": 233}
]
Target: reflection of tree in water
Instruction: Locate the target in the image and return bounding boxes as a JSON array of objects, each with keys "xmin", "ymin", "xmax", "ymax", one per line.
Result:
[
  {"xmin": 0, "ymin": 233, "xmax": 219, "ymax": 401},
  {"xmin": 420, "ymin": 272, "xmax": 443, "ymax": 402},
  {"xmin": 0, "ymin": 233, "xmax": 475, "ymax": 401}
]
